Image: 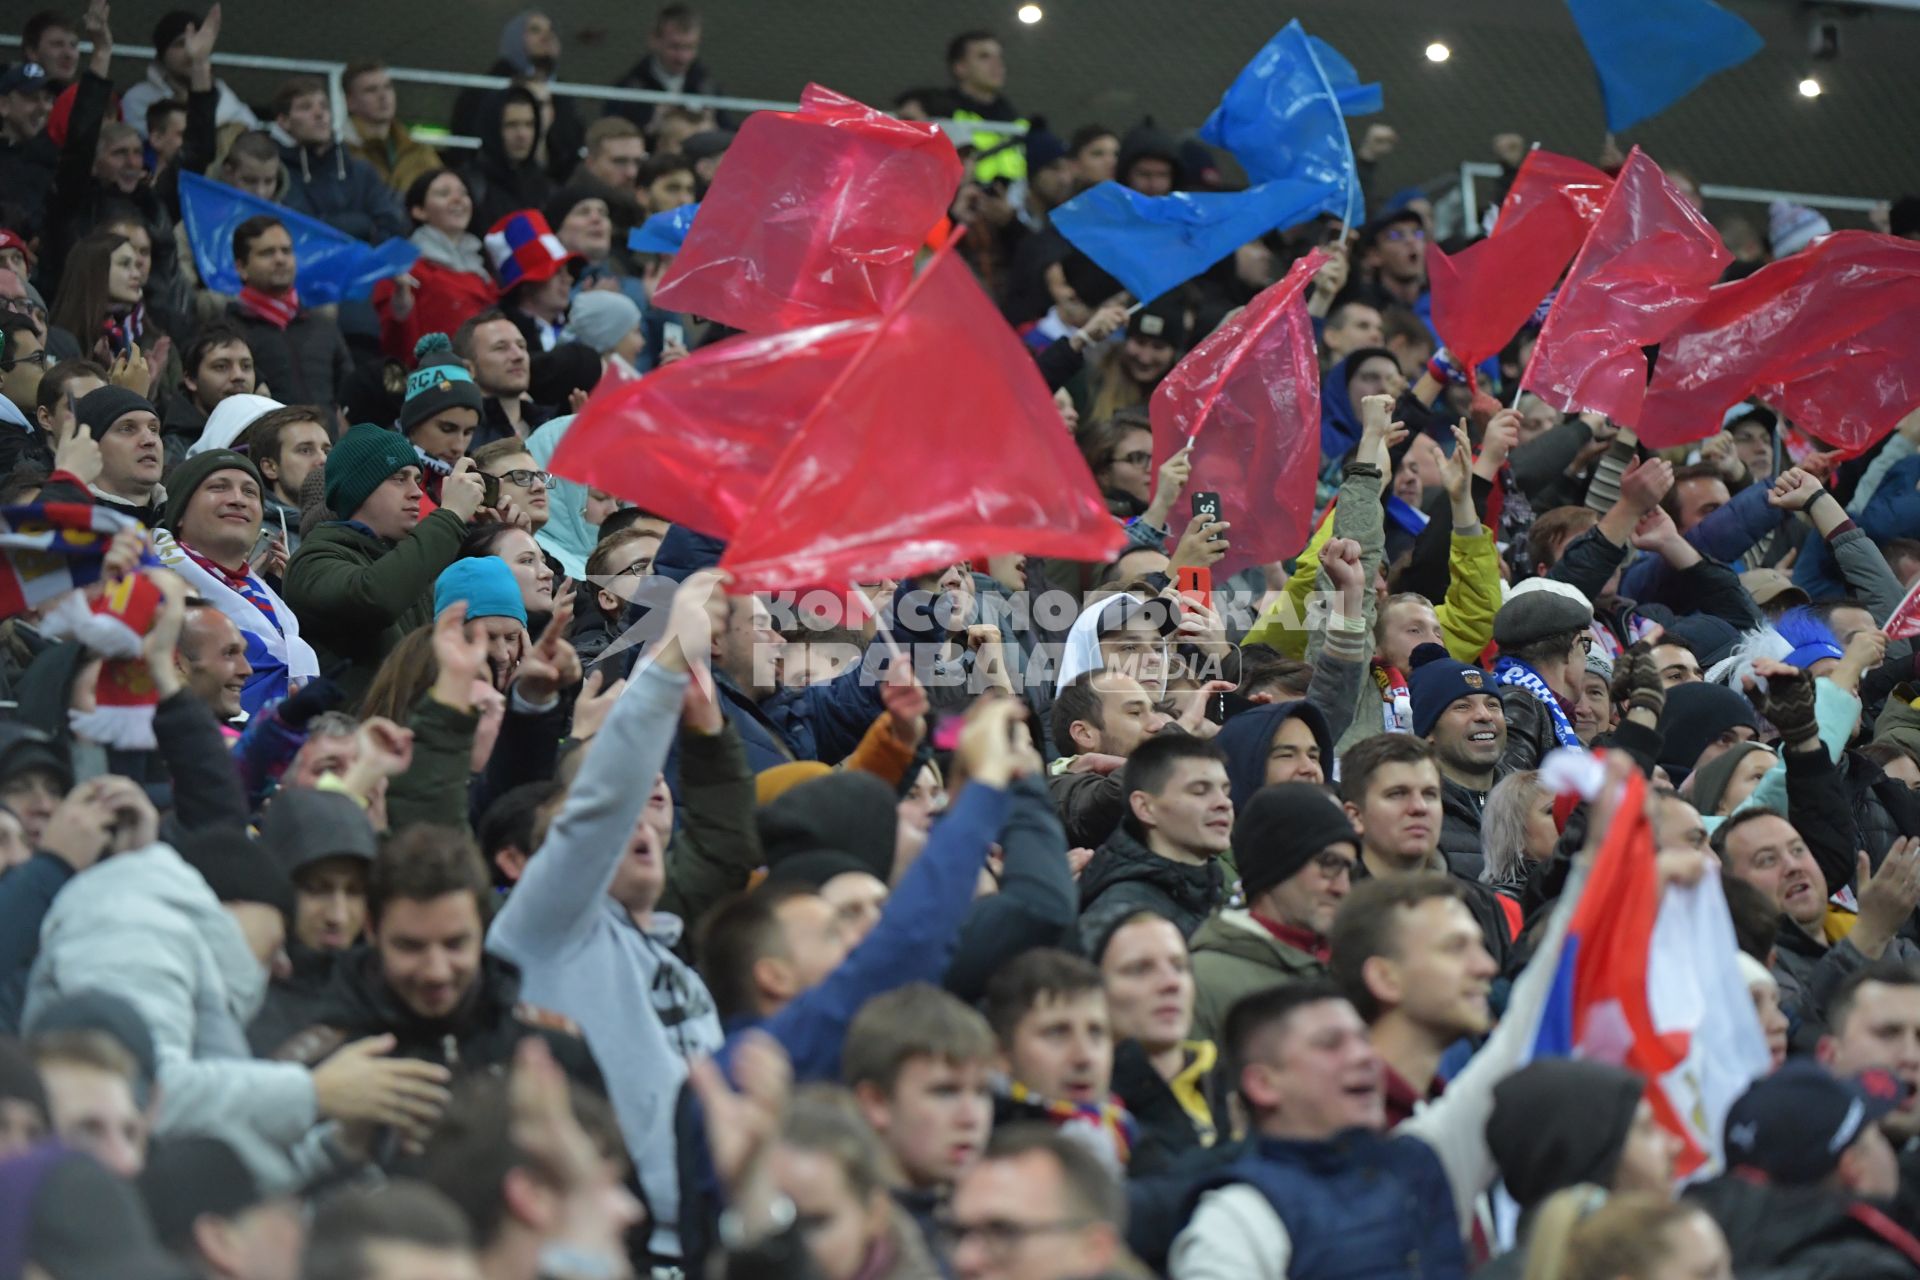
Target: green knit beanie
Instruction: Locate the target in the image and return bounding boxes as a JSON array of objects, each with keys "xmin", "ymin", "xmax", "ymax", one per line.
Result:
[
  {"xmin": 399, "ymin": 333, "xmax": 484, "ymax": 434},
  {"xmin": 323, "ymin": 423, "xmax": 421, "ymax": 522},
  {"xmin": 160, "ymin": 449, "xmax": 264, "ymax": 534}
]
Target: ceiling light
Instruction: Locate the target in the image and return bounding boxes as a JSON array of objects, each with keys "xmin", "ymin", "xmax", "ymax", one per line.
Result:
[
  {"xmin": 1017, "ymin": 4, "xmax": 1043, "ymax": 24},
  {"xmin": 1425, "ymin": 42, "xmax": 1452, "ymax": 63},
  {"xmin": 1798, "ymin": 75, "xmax": 1823, "ymax": 97}
]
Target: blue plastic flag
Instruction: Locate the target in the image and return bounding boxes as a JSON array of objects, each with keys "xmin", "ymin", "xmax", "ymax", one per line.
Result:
[
  {"xmin": 1199, "ymin": 21, "xmax": 1378, "ymax": 220},
  {"xmin": 1564, "ymin": 0, "xmax": 1763, "ymax": 132},
  {"xmin": 179, "ymin": 171, "xmax": 419, "ymax": 305},
  {"xmin": 627, "ymin": 203, "xmax": 700, "ymax": 255},
  {"xmin": 1052, "ymin": 177, "xmax": 1346, "ymax": 306}
]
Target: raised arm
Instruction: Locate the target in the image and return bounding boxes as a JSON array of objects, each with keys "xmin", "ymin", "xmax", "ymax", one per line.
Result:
[
  {"xmin": 491, "ymin": 574, "xmax": 714, "ymax": 959},
  {"xmin": 755, "ymin": 700, "xmax": 1030, "ymax": 1078}
]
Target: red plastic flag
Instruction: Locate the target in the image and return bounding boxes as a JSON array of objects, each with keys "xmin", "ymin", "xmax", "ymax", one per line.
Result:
[
  {"xmin": 651, "ymin": 84, "xmax": 963, "ymax": 334},
  {"xmin": 718, "ymin": 248, "xmax": 1124, "ymax": 591},
  {"xmin": 549, "ymin": 319, "xmax": 881, "ymax": 539},
  {"xmin": 1149, "ymin": 250, "xmax": 1326, "ymax": 574},
  {"xmin": 1428, "ymin": 150, "xmax": 1612, "ymax": 369},
  {"xmin": 1639, "ymin": 232, "xmax": 1920, "ymax": 451},
  {"xmin": 1519, "ymin": 148, "xmax": 1729, "ymax": 427},
  {"xmin": 1888, "ymin": 576, "xmax": 1920, "ymax": 642}
]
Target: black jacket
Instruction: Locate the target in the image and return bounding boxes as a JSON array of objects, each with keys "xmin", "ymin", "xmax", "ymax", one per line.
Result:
[
  {"xmin": 1110, "ymin": 1038, "xmax": 1209, "ymax": 1177},
  {"xmin": 0, "ymin": 133, "xmax": 56, "ymax": 239},
  {"xmin": 944, "ymin": 777, "xmax": 1078, "ymax": 1004},
  {"xmin": 1687, "ymin": 1173, "xmax": 1920, "ymax": 1279},
  {"xmin": 283, "ymin": 947, "xmax": 604, "ymax": 1091},
  {"xmin": 1439, "ymin": 774, "xmax": 1489, "ymax": 883},
  {"xmin": 451, "ymin": 61, "xmax": 585, "ymax": 186},
  {"xmin": 1049, "ymin": 769, "xmax": 1127, "ymax": 852},
  {"xmin": 460, "ymin": 86, "xmax": 557, "ymax": 235},
  {"xmin": 607, "ymin": 57, "xmax": 725, "ymax": 131},
  {"xmin": 1496, "ymin": 685, "xmax": 1561, "ymax": 777},
  {"xmin": 224, "ymin": 301, "xmax": 353, "ymax": 412},
  {"xmin": 1075, "ymin": 826, "xmax": 1223, "ymax": 954},
  {"xmin": 247, "ymin": 939, "xmax": 344, "ymax": 1055}
]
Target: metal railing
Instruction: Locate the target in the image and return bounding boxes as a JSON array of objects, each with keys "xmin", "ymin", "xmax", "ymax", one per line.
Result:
[
  {"xmin": 0, "ymin": 34, "xmax": 1026, "ymax": 155},
  {"xmin": 8, "ymin": 33, "xmax": 1883, "ymax": 217},
  {"xmin": 1456, "ymin": 160, "xmax": 1882, "ymax": 236}
]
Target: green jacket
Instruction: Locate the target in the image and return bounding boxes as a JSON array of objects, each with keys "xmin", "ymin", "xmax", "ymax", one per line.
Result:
[
  {"xmin": 281, "ymin": 510, "xmax": 469, "ymax": 708},
  {"xmin": 1189, "ymin": 909, "xmax": 1328, "ymax": 1046},
  {"xmin": 1873, "ymin": 683, "xmax": 1920, "ymax": 763},
  {"xmin": 385, "ymin": 695, "xmax": 478, "ymax": 833},
  {"xmin": 658, "ymin": 718, "xmax": 760, "ymax": 939}
]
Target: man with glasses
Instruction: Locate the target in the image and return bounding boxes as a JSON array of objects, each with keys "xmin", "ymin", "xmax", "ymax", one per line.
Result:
[
  {"xmin": 1489, "ymin": 582, "xmax": 1595, "ymax": 770},
  {"xmin": 471, "ymin": 439, "xmax": 552, "ymax": 533},
  {"xmin": 1354, "ymin": 207, "xmax": 1429, "ymax": 314},
  {"xmin": 1191, "ymin": 783, "xmax": 1356, "ymax": 1045},
  {"xmin": 944, "ymin": 1125, "xmax": 1127, "ymax": 1280},
  {"xmin": 0, "ymin": 312, "xmax": 52, "ymax": 428}
]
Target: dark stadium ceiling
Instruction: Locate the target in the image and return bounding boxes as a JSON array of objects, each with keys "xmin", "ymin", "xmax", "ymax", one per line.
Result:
[{"xmin": 79, "ymin": 1, "xmax": 1920, "ymax": 217}]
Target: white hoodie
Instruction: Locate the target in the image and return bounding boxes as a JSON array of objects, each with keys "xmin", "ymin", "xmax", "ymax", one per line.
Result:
[
  {"xmin": 25, "ymin": 842, "xmax": 324, "ymax": 1190},
  {"xmin": 119, "ymin": 62, "xmax": 259, "ymax": 139}
]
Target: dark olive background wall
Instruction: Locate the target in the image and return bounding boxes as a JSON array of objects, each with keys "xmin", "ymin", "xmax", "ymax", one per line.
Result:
[{"xmin": 58, "ymin": 0, "xmax": 1920, "ymax": 208}]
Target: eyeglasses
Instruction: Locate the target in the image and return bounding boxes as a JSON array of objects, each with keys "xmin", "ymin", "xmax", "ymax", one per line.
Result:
[
  {"xmin": 1382, "ymin": 227, "xmax": 1427, "ymax": 243},
  {"xmin": 1312, "ymin": 851, "xmax": 1356, "ymax": 879},
  {"xmin": 496, "ymin": 468, "xmax": 552, "ymax": 489},
  {"xmin": 1114, "ymin": 450, "xmax": 1153, "ymax": 468},
  {"xmin": 936, "ymin": 1218, "xmax": 1094, "ymax": 1260},
  {"xmin": 0, "ymin": 348, "xmax": 50, "ymax": 372},
  {"xmin": 1575, "ymin": 633, "xmax": 1595, "ymax": 653}
]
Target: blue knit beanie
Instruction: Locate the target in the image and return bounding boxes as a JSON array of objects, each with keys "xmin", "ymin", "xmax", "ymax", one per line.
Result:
[
  {"xmin": 1409, "ymin": 643, "xmax": 1495, "ymax": 738},
  {"xmin": 1774, "ymin": 606, "xmax": 1844, "ymax": 672},
  {"xmin": 434, "ymin": 557, "xmax": 528, "ymax": 626}
]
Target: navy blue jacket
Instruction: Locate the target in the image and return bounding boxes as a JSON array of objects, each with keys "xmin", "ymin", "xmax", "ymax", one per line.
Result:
[
  {"xmin": 276, "ymin": 135, "xmax": 407, "ymax": 243},
  {"xmin": 0, "ymin": 853, "xmax": 76, "ymax": 1032},
  {"xmin": 1191, "ymin": 1131, "xmax": 1467, "ymax": 1279}
]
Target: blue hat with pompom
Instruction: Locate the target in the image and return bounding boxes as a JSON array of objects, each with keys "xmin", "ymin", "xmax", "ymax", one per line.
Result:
[{"xmin": 399, "ymin": 332, "xmax": 484, "ymax": 434}]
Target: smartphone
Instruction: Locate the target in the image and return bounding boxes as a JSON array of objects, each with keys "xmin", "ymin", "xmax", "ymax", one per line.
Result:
[
  {"xmin": 1176, "ymin": 566, "xmax": 1212, "ymax": 611},
  {"xmin": 1192, "ymin": 491, "xmax": 1222, "ymax": 523},
  {"xmin": 662, "ymin": 320, "xmax": 687, "ymax": 350},
  {"xmin": 480, "ymin": 472, "xmax": 501, "ymax": 509}
]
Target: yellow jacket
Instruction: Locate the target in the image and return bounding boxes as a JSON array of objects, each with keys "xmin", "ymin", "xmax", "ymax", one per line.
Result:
[{"xmin": 1244, "ymin": 512, "xmax": 1500, "ymax": 665}]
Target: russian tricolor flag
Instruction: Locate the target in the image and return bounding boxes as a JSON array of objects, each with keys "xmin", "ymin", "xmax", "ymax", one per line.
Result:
[
  {"xmin": 0, "ymin": 501, "xmax": 141, "ymax": 618},
  {"xmin": 1526, "ymin": 760, "xmax": 1772, "ymax": 1178}
]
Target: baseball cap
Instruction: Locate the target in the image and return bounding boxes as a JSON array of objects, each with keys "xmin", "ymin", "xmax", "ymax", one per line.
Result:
[
  {"xmin": 1723, "ymin": 1060, "xmax": 1908, "ymax": 1185},
  {"xmin": 1739, "ymin": 568, "xmax": 1811, "ymax": 612},
  {"xmin": 0, "ymin": 63, "xmax": 55, "ymax": 96}
]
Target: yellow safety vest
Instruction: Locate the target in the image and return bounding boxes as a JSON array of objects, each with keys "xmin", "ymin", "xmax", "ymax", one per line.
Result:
[{"xmin": 950, "ymin": 109, "xmax": 1029, "ymax": 184}]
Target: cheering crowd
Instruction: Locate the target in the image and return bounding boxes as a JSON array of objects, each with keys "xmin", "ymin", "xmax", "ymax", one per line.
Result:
[{"xmin": 4, "ymin": 3, "xmax": 1920, "ymax": 1280}]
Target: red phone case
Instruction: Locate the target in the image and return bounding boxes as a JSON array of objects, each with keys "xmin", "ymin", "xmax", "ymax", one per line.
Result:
[{"xmin": 1177, "ymin": 566, "xmax": 1213, "ymax": 610}]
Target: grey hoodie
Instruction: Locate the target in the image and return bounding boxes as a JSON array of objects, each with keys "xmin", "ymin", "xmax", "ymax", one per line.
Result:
[
  {"xmin": 25, "ymin": 843, "xmax": 322, "ymax": 1189},
  {"xmin": 487, "ymin": 660, "xmax": 721, "ymax": 1257}
]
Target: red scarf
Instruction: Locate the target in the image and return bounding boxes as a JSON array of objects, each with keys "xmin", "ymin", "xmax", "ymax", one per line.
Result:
[
  {"xmin": 1251, "ymin": 913, "xmax": 1331, "ymax": 963},
  {"xmin": 238, "ymin": 285, "xmax": 300, "ymax": 330}
]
